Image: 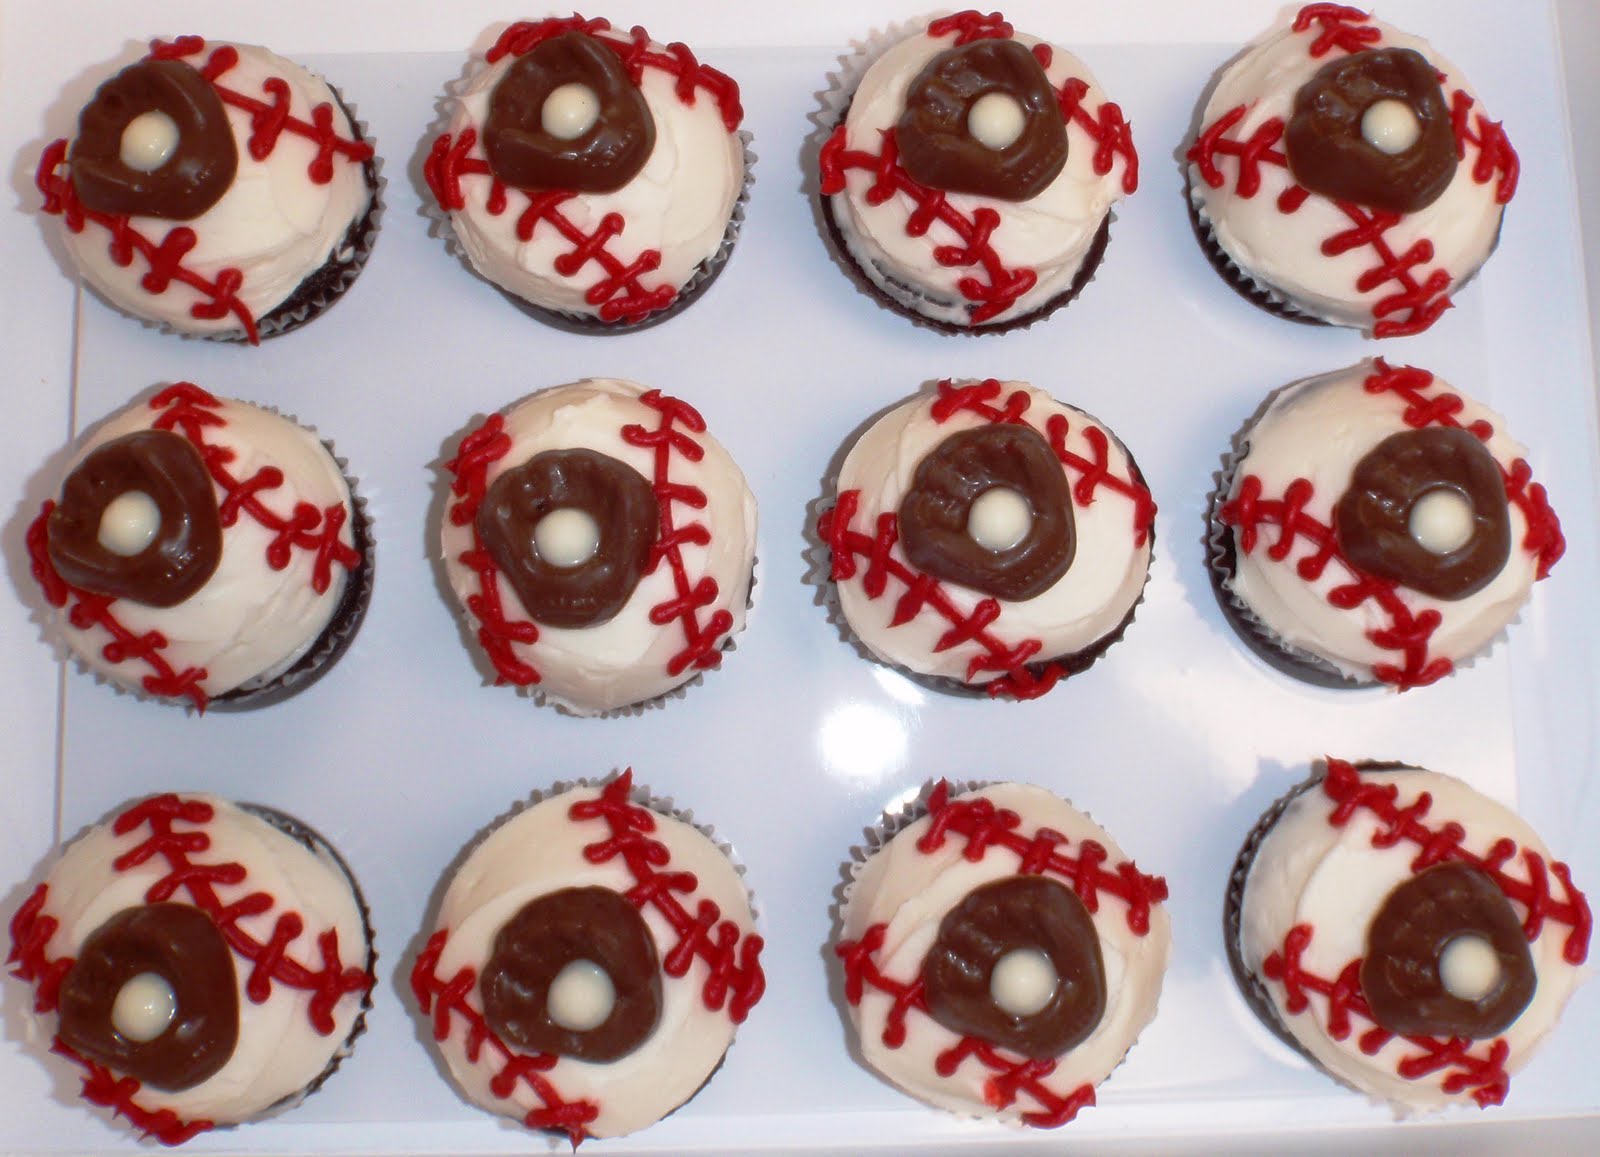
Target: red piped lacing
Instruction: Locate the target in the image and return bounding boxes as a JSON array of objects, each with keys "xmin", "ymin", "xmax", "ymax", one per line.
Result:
[
  {"xmin": 819, "ymin": 380, "xmax": 1155, "ymax": 699},
  {"xmin": 1185, "ymin": 5, "xmax": 1518, "ymax": 338},
  {"xmin": 835, "ymin": 781, "xmax": 1166, "ymax": 1127},
  {"xmin": 425, "ymin": 16, "xmax": 742, "ymax": 324},
  {"xmin": 25, "ymin": 385, "xmax": 358, "ymax": 710},
  {"xmin": 409, "ymin": 771, "xmax": 764, "ymax": 1145},
  {"xmin": 7, "ymin": 796, "xmax": 372, "ymax": 1144},
  {"xmin": 36, "ymin": 37, "xmax": 372, "ymax": 345},
  {"xmin": 1219, "ymin": 362, "xmax": 1563, "ymax": 688},
  {"xmin": 817, "ymin": 16, "xmax": 1136, "ymax": 325}
]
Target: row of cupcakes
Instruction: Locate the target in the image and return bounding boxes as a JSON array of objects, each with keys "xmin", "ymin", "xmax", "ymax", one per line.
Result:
[
  {"xmin": 35, "ymin": 7, "xmax": 1516, "ymax": 342},
  {"xmin": 9, "ymin": 761, "xmax": 1589, "ymax": 1144},
  {"xmin": 24, "ymin": 360, "xmax": 1562, "ymax": 715}
]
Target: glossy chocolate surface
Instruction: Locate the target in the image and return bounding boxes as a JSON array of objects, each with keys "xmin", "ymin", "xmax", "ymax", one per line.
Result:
[
  {"xmin": 476, "ymin": 448, "xmax": 658, "ymax": 629},
  {"xmin": 1285, "ymin": 48, "xmax": 1456, "ymax": 214},
  {"xmin": 1362, "ymin": 863, "xmax": 1536, "ymax": 1038},
  {"xmin": 57, "ymin": 903, "xmax": 239, "ymax": 1091},
  {"xmin": 1335, "ymin": 426, "xmax": 1511, "ymax": 600},
  {"xmin": 70, "ymin": 59, "xmax": 238, "ymax": 220},
  {"xmin": 484, "ymin": 31, "xmax": 655, "ymax": 193},
  {"xmin": 921, "ymin": 875, "xmax": 1106, "ymax": 1058},
  {"xmin": 899, "ymin": 424, "xmax": 1074, "ymax": 601},
  {"xmin": 47, "ymin": 429, "xmax": 222, "ymax": 607},
  {"xmin": 480, "ymin": 887, "xmax": 662, "ymax": 1062},
  {"xmin": 896, "ymin": 39, "xmax": 1067, "ymax": 201}
]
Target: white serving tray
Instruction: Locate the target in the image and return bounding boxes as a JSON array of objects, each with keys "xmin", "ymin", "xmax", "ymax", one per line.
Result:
[{"xmin": 1, "ymin": 1, "xmax": 1596, "ymax": 1153}]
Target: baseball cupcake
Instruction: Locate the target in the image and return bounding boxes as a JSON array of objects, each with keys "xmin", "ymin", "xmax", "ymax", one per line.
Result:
[
  {"xmin": 1228, "ymin": 759, "xmax": 1590, "ymax": 1111},
  {"xmin": 424, "ymin": 16, "xmax": 750, "ymax": 330},
  {"xmin": 7, "ymin": 793, "xmax": 374, "ymax": 1143},
  {"xmin": 36, "ymin": 37, "xmax": 380, "ymax": 343},
  {"xmin": 439, "ymin": 378, "xmax": 756, "ymax": 715},
  {"xmin": 1186, "ymin": 5, "xmax": 1516, "ymax": 336},
  {"xmin": 817, "ymin": 379, "xmax": 1154, "ymax": 699},
  {"xmin": 838, "ymin": 781, "xmax": 1171, "ymax": 1125},
  {"xmin": 1209, "ymin": 359, "xmax": 1562, "ymax": 689},
  {"xmin": 25, "ymin": 384, "xmax": 372, "ymax": 710},
  {"xmin": 411, "ymin": 772, "xmax": 765, "ymax": 1143}
]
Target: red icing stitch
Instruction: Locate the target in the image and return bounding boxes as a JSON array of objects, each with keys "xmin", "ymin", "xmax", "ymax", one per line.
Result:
[
  {"xmin": 1186, "ymin": 8, "xmax": 1518, "ymax": 337},
  {"xmin": 36, "ymin": 38, "xmax": 372, "ymax": 345},
  {"xmin": 24, "ymin": 385, "xmax": 358, "ymax": 710},
  {"xmin": 425, "ymin": 16, "xmax": 743, "ymax": 324},
  {"xmin": 7, "ymin": 797, "xmax": 371, "ymax": 1144},
  {"xmin": 835, "ymin": 781, "xmax": 1165, "ymax": 1127},
  {"xmin": 819, "ymin": 381, "xmax": 1154, "ymax": 699},
  {"xmin": 1218, "ymin": 361, "xmax": 1562, "ymax": 688},
  {"xmin": 409, "ymin": 772, "xmax": 762, "ymax": 1145},
  {"xmin": 927, "ymin": 10, "xmax": 1015, "ymax": 46}
]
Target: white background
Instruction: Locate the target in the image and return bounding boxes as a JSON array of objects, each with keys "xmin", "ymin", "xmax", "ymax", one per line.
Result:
[{"xmin": 1, "ymin": 2, "xmax": 1597, "ymax": 1153}]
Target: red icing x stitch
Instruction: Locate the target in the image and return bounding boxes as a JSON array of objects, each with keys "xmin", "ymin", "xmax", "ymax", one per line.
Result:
[
  {"xmin": 1219, "ymin": 361, "xmax": 1563, "ymax": 688},
  {"xmin": 7, "ymin": 796, "xmax": 372, "ymax": 1145},
  {"xmin": 425, "ymin": 16, "xmax": 742, "ymax": 324},
  {"xmin": 1257, "ymin": 759, "xmax": 1591, "ymax": 1107},
  {"xmin": 1186, "ymin": 4, "xmax": 1518, "ymax": 337},
  {"xmin": 410, "ymin": 771, "xmax": 763, "ymax": 1146},
  {"xmin": 819, "ymin": 380, "xmax": 1154, "ymax": 699},
  {"xmin": 36, "ymin": 37, "xmax": 372, "ymax": 345},
  {"xmin": 836, "ymin": 781, "xmax": 1166, "ymax": 1127},
  {"xmin": 818, "ymin": 13, "xmax": 1136, "ymax": 325},
  {"xmin": 26, "ymin": 385, "xmax": 358, "ymax": 710}
]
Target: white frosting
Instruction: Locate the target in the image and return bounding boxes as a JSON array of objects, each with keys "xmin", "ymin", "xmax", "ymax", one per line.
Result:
[
  {"xmin": 119, "ymin": 111, "xmax": 179, "ymax": 172},
  {"xmin": 442, "ymin": 28, "xmax": 745, "ymax": 318},
  {"xmin": 829, "ymin": 24, "xmax": 1133, "ymax": 327},
  {"xmin": 97, "ymin": 490, "xmax": 160, "ymax": 556},
  {"xmin": 427, "ymin": 783, "xmax": 758, "ymax": 1139},
  {"xmin": 59, "ymin": 43, "xmax": 372, "ymax": 337},
  {"xmin": 534, "ymin": 507, "xmax": 601, "ymax": 569},
  {"xmin": 440, "ymin": 378, "xmax": 756, "ymax": 715},
  {"xmin": 1189, "ymin": 12, "xmax": 1506, "ymax": 332},
  {"xmin": 841, "ymin": 784, "xmax": 1171, "ymax": 1120},
  {"xmin": 53, "ymin": 394, "xmax": 356, "ymax": 698},
  {"xmin": 1240, "ymin": 767, "xmax": 1587, "ymax": 1111},
  {"xmin": 111, "ymin": 973, "xmax": 177, "ymax": 1042},
  {"xmin": 30, "ymin": 794, "xmax": 369, "ymax": 1124},
  {"xmin": 1222, "ymin": 361, "xmax": 1545, "ymax": 682},
  {"xmin": 833, "ymin": 382, "xmax": 1150, "ymax": 687}
]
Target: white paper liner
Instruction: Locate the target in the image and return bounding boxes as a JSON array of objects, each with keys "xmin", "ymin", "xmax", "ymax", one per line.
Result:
[{"xmin": 422, "ymin": 40, "xmax": 754, "ymax": 332}]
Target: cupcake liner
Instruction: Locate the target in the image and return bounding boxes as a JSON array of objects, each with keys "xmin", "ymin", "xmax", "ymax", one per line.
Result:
[
  {"xmin": 1185, "ymin": 178, "xmax": 1328, "ymax": 328},
  {"xmin": 236, "ymin": 802, "xmax": 376, "ymax": 1112},
  {"xmin": 424, "ymin": 44, "xmax": 753, "ymax": 333}
]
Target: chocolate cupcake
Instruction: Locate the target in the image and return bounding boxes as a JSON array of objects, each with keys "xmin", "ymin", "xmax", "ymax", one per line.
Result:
[
  {"xmin": 817, "ymin": 10, "xmax": 1137, "ymax": 332},
  {"xmin": 817, "ymin": 378, "xmax": 1154, "ymax": 699},
  {"xmin": 1208, "ymin": 359, "xmax": 1562, "ymax": 689},
  {"xmin": 424, "ymin": 16, "xmax": 751, "ymax": 330},
  {"xmin": 439, "ymin": 378, "xmax": 756, "ymax": 715},
  {"xmin": 1227, "ymin": 759, "xmax": 1590, "ymax": 1111},
  {"xmin": 411, "ymin": 772, "xmax": 764, "ymax": 1143},
  {"xmin": 7, "ymin": 793, "xmax": 374, "ymax": 1143},
  {"xmin": 25, "ymin": 384, "xmax": 373, "ymax": 711},
  {"xmin": 1185, "ymin": 5, "xmax": 1515, "ymax": 336},
  {"xmin": 35, "ymin": 37, "xmax": 380, "ymax": 343},
  {"xmin": 838, "ymin": 781, "xmax": 1171, "ymax": 1125}
]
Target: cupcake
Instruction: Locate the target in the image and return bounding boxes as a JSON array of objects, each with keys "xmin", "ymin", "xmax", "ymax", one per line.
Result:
[
  {"xmin": 817, "ymin": 378, "xmax": 1154, "ymax": 699},
  {"xmin": 817, "ymin": 10, "xmax": 1137, "ymax": 332},
  {"xmin": 1209, "ymin": 359, "xmax": 1562, "ymax": 689},
  {"xmin": 25, "ymin": 383, "xmax": 373, "ymax": 711},
  {"xmin": 35, "ymin": 36, "xmax": 380, "ymax": 343},
  {"xmin": 7, "ymin": 793, "xmax": 375, "ymax": 1143},
  {"xmin": 439, "ymin": 378, "xmax": 755, "ymax": 715},
  {"xmin": 1185, "ymin": 5, "xmax": 1515, "ymax": 336},
  {"xmin": 837, "ymin": 781, "xmax": 1170, "ymax": 1125},
  {"xmin": 411, "ymin": 772, "xmax": 765, "ymax": 1143},
  {"xmin": 1227, "ymin": 759, "xmax": 1590, "ymax": 1111},
  {"xmin": 424, "ymin": 16, "xmax": 750, "ymax": 330}
]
